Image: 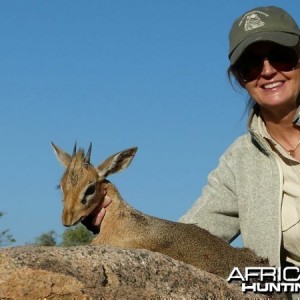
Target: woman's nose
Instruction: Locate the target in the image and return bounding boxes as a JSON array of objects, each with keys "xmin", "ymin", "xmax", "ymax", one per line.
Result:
[{"xmin": 261, "ymin": 58, "xmax": 277, "ymax": 77}]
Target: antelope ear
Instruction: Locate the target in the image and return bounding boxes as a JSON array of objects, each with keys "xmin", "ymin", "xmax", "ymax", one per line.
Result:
[
  {"xmin": 51, "ymin": 142, "xmax": 72, "ymax": 168},
  {"xmin": 97, "ymin": 147, "xmax": 138, "ymax": 178}
]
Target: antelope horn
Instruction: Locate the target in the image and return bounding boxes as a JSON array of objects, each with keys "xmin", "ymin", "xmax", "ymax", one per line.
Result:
[
  {"xmin": 72, "ymin": 141, "xmax": 77, "ymax": 157},
  {"xmin": 84, "ymin": 142, "xmax": 92, "ymax": 163}
]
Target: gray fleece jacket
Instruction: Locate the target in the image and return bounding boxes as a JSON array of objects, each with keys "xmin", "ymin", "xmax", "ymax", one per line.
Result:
[{"xmin": 179, "ymin": 110, "xmax": 283, "ymax": 267}]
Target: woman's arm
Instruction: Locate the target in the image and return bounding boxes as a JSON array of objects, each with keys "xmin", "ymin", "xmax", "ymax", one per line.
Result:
[{"xmin": 179, "ymin": 151, "xmax": 240, "ymax": 243}]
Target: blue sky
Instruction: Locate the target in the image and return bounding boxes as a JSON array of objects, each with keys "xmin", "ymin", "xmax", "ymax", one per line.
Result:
[{"xmin": 0, "ymin": 0, "xmax": 299, "ymax": 247}]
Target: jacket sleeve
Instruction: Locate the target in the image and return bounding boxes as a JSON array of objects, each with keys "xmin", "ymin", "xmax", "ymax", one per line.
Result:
[{"xmin": 179, "ymin": 149, "xmax": 240, "ymax": 243}]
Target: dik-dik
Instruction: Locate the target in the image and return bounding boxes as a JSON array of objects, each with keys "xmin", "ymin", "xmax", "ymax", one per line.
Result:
[{"xmin": 52, "ymin": 142, "xmax": 267, "ymax": 279}]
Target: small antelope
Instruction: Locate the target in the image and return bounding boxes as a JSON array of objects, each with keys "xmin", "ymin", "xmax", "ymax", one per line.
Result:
[{"xmin": 52, "ymin": 142, "xmax": 267, "ymax": 279}]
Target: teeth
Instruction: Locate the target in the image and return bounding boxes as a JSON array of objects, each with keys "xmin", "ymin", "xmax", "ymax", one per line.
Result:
[{"xmin": 263, "ymin": 82, "xmax": 282, "ymax": 89}]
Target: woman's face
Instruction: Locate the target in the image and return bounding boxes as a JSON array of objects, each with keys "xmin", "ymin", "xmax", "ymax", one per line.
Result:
[{"xmin": 236, "ymin": 42, "xmax": 300, "ymax": 112}]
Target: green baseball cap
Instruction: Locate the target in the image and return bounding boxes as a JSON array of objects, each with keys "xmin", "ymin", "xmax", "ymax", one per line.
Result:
[{"xmin": 229, "ymin": 6, "xmax": 300, "ymax": 64}]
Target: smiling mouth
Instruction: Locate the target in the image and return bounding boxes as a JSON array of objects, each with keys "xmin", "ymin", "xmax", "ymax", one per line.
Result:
[{"xmin": 262, "ymin": 81, "xmax": 284, "ymax": 89}]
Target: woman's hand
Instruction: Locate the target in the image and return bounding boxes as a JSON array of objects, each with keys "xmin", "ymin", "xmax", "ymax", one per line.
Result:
[
  {"xmin": 93, "ymin": 194, "xmax": 112, "ymax": 226},
  {"xmin": 81, "ymin": 194, "xmax": 112, "ymax": 234}
]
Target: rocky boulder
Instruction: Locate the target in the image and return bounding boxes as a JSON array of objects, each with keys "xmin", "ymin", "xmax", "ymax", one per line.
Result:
[{"xmin": 0, "ymin": 245, "xmax": 280, "ymax": 299}]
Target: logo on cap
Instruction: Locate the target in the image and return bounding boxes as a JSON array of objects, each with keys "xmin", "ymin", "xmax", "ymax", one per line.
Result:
[{"xmin": 239, "ymin": 10, "xmax": 269, "ymax": 32}]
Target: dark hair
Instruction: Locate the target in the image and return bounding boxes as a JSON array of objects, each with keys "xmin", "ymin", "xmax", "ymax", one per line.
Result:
[
  {"xmin": 227, "ymin": 65, "xmax": 244, "ymax": 89},
  {"xmin": 227, "ymin": 63, "xmax": 256, "ymax": 113}
]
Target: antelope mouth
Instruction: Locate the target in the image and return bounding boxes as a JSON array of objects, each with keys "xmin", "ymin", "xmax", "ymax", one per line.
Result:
[
  {"xmin": 63, "ymin": 216, "xmax": 85, "ymax": 227},
  {"xmin": 73, "ymin": 216, "xmax": 85, "ymax": 226}
]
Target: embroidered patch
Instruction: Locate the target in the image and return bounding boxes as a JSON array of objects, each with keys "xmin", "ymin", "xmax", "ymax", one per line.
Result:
[
  {"xmin": 239, "ymin": 10, "xmax": 269, "ymax": 32},
  {"xmin": 245, "ymin": 14, "xmax": 265, "ymax": 31}
]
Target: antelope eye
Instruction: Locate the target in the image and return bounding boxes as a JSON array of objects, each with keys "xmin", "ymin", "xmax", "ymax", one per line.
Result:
[
  {"xmin": 81, "ymin": 183, "xmax": 96, "ymax": 205},
  {"xmin": 85, "ymin": 184, "xmax": 96, "ymax": 197}
]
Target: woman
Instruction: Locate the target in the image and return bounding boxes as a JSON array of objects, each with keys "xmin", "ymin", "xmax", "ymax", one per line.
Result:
[
  {"xmin": 180, "ymin": 5, "xmax": 300, "ymax": 271},
  {"xmin": 184, "ymin": 8, "xmax": 300, "ymax": 300},
  {"xmin": 85, "ymin": 4, "xmax": 300, "ymax": 293}
]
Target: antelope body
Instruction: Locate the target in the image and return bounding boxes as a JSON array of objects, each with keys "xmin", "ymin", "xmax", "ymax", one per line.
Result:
[{"xmin": 52, "ymin": 143, "xmax": 267, "ymax": 279}]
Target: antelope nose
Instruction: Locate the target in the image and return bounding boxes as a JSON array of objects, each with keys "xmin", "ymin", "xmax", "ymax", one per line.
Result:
[{"xmin": 62, "ymin": 211, "xmax": 73, "ymax": 227}]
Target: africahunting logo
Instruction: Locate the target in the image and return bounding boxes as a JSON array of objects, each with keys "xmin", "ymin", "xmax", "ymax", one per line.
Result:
[{"xmin": 228, "ymin": 266, "xmax": 300, "ymax": 293}]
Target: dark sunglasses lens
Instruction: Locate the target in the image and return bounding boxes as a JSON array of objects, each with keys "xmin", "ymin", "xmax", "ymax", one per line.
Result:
[
  {"xmin": 270, "ymin": 48, "xmax": 298, "ymax": 71},
  {"xmin": 236, "ymin": 58, "xmax": 262, "ymax": 82},
  {"xmin": 235, "ymin": 47, "xmax": 299, "ymax": 82}
]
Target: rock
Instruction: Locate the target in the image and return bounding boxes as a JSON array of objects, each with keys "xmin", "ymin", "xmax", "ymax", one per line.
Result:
[
  {"xmin": 0, "ymin": 267, "xmax": 89, "ymax": 300},
  {"xmin": 0, "ymin": 245, "xmax": 280, "ymax": 299}
]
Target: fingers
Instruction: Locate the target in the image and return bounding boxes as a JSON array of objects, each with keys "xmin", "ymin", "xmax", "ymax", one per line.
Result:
[
  {"xmin": 103, "ymin": 194, "xmax": 112, "ymax": 208},
  {"xmin": 94, "ymin": 208, "xmax": 106, "ymax": 226},
  {"xmin": 92, "ymin": 194, "xmax": 113, "ymax": 226},
  {"xmin": 81, "ymin": 193, "xmax": 113, "ymax": 233}
]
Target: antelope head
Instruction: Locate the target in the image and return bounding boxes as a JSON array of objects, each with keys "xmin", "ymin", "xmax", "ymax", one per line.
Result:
[{"xmin": 51, "ymin": 142, "xmax": 138, "ymax": 227}]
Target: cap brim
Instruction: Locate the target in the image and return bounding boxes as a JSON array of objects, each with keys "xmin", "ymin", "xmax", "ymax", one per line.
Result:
[{"xmin": 230, "ymin": 31, "xmax": 299, "ymax": 64}]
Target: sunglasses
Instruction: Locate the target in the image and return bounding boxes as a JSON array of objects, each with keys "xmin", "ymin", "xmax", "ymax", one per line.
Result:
[{"xmin": 233, "ymin": 45, "xmax": 299, "ymax": 82}]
